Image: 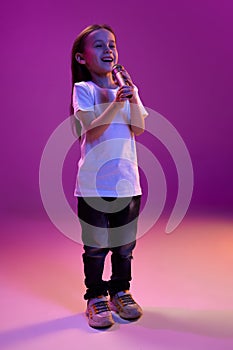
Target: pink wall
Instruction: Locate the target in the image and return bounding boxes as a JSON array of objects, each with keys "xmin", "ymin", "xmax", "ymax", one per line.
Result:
[{"xmin": 1, "ymin": 0, "xmax": 232, "ymax": 219}]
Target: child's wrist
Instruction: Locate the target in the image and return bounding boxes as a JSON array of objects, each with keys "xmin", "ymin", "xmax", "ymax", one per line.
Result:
[{"xmin": 129, "ymin": 95, "xmax": 139, "ymax": 104}]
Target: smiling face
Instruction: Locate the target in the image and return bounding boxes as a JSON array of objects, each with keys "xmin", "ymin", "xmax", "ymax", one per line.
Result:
[{"xmin": 78, "ymin": 28, "xmax": 118, "ymax": 80}]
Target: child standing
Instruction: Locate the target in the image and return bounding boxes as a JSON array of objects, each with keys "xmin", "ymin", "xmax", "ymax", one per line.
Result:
[{"xmin": 71, "ymin": 24, "xmax": 148, "ymax": 328}]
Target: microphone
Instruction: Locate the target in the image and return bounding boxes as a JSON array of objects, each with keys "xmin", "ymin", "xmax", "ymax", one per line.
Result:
[{"xmin": 112, "ymin": 64, "xmax": 133, "ymax": 98}]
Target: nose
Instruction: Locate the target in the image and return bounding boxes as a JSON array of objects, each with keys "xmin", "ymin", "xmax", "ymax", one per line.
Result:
[{"xmin": 104, "ymin": 45, "xmax": 112, "ymax": 53}]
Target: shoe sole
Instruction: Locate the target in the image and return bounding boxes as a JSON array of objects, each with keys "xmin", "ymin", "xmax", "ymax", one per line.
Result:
[{"xmin": 86, "ymin": 311, "xmax": 114, "ymax": 328}]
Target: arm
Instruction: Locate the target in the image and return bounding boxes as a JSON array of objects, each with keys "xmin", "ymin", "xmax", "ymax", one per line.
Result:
[
  {"xmin": 119, "ymin": 70, "xmax": 147, "ymax": 136},
  {"xmin": 76, "ymin": 101, "xmax": 122, "ymax": 143},
  {"xmin": 74, "ymin": 81, "xmax": 147, "ymax": 142},
  {"xmin": 129, "ymin": 93, "xmax": 146, "ymax": 136},
  {"xmin": 74, "ymin": 82, "xmax": 126, "ymax": 143},
  {"xmin": 77, "ymin": 89, "xmax": 146, "ymax": 140}
]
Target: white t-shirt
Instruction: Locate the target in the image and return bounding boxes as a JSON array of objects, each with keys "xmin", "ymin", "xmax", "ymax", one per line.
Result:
[{"xmin": 72, "ymin": 81, "xmax": 148, "ymax": 197}]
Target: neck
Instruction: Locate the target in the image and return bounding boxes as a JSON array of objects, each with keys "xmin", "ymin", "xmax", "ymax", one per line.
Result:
[{"xmin": 91, "ymin": 73, "xmax": 117, "ymax": 89}]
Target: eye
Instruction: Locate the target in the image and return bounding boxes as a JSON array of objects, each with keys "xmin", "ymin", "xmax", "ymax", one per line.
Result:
[{"xmin": 95, "ymin": 44, "xmax": 102, "ymax": 48}]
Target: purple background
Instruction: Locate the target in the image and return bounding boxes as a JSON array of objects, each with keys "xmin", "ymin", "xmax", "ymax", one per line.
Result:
[{"xmin": 1, "ymin": 0, "xmax": 232, "ymax": 220}]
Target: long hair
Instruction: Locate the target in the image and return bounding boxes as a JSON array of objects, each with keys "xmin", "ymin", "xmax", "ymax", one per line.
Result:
[{"xmin": 70, "ymin": 24, "xmax": 116, "ymax": 116}]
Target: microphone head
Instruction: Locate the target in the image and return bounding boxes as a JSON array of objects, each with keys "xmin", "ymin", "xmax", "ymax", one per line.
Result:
[{"xmin": 112, "ymin": 64, "xmax": 124, "ymax": 76}]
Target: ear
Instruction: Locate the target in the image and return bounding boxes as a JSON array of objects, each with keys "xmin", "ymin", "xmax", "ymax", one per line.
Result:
[{"xmin": 75, "ymin": 53, "xmax": 86, "ymax": 64}]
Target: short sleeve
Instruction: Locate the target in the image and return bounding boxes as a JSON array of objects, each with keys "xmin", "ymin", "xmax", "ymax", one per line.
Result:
[{"xmin": 72, "ymin": 82, "xmax": 95, "ymax": 114}]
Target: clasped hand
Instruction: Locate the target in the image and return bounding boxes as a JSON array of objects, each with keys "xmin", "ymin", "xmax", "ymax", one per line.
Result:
[{"xmin": 114, "ymin": 69, "xmax": 136, "ymax": 102}]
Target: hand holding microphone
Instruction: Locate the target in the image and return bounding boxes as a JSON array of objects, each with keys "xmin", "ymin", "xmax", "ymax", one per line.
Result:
[{"xmin": 112, "ymin": 64, "xmax": 133, "ymax": 99}]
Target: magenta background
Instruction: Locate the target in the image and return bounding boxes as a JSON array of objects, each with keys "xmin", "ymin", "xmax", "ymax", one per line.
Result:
[{"xmin": 1, "ymin": 0, "xmax": 232, "ymax": 219}]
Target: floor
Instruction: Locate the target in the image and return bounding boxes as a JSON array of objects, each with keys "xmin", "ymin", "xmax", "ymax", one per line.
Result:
[{"xmin": 1, "ymin": 213, "xmax": 233, "ymax": 350}]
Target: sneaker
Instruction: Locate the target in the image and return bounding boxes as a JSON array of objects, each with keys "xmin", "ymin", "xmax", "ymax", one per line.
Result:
[
  {"xmin": 110, "ymin": 290, "xmax": 143, "ymax": 320},
  {"xmin": 86, "ymin": 296, "xmax": 114, "ymax": 328}
]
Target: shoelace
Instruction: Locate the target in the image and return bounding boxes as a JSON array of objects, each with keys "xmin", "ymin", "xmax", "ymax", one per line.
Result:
[
  {"xmin": 92, "ymin": 301, "xmax": 111, "ymax": 314},
  {"xmin": 118, "ymin": 294, "xmax": 135, "ymax": 306}
]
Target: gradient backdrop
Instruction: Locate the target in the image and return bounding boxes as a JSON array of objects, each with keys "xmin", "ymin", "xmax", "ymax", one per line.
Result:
[
  {"xmin": 0, "ymin": 1, "xmax": 233, "ymax": 349},
  {"xmin": 1, "ymin": 0, "xmax": 232, "ymax": 219}
]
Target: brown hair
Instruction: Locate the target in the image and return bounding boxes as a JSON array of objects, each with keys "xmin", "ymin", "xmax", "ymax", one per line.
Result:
[{"xmin": 70, "ymin": 24, "xmax": 116, "ymax": 115}]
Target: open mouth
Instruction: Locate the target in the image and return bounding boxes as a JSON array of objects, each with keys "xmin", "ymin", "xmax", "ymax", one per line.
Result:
[{"xmin": 101, "ymin": 57, "xmax": 113, "ymax": 62}]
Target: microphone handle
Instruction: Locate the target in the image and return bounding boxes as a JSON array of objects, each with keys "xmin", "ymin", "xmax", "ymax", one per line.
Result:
[
  {"xmin": 115, "ymin": 71, "xmax": 127, "ymax": 87},
  {"xmin": 113, "ymin": 64, "xmax": 133, "ymax": 98}
]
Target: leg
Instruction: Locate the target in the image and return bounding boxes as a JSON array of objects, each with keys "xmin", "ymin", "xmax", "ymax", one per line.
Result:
[
  {"xmin": 78, "ymin": 197, "xmax": 110, "ymax": 299},
  {"xmin": 108, "ymin": 241, "xmax": 136, "ymax": 296},
  {"xmin": 108, "ymin": 195, "xmax": 141, "ymax": 296},
  {"xmin": 107, "ymin": 196, "xmax": 143, "ymax": 319},
  {"xmin": 83, "ymin": 246, "xmax": 114, "ymax": 328},
  {"xmin": 82, "ymin": 245, "xmax": 109, "ymax": 299}
]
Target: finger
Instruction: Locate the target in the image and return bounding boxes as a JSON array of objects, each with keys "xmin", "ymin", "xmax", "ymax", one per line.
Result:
[{"xmin": 122, "ymin": 85, "xmax": 133, "ymax": 92}]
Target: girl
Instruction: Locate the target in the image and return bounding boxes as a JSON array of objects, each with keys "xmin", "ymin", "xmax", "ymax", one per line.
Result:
[{"xmin": 71, "ymin": 24, "xmax": 148, "ymax": 328}]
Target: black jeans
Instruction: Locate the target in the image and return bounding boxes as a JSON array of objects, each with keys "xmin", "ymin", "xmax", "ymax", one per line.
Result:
[{"xmin": 77, "ymin": 196, "xmax": 141, "ymax": 300}]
